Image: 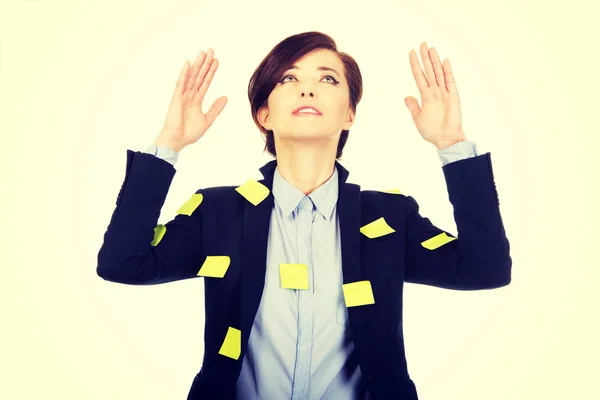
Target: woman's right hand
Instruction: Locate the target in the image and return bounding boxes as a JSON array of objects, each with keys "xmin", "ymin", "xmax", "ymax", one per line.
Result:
[{"xmin": 155, "ymin": 48, "xmax": 228, "ymax": 152}]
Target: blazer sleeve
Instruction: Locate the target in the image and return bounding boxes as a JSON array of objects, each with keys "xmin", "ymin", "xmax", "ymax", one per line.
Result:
[
  {"xmin": 96, "ymin": 150, "xmax": 205, "ymax": 285},
  {"xmin": 402, "ymin": 154, "xmax": 511, "ymax": 290}
]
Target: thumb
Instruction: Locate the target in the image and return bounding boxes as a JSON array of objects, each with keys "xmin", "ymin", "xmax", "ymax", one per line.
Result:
[{"xmin": 404, "ymin": 97, "xmax": 420, "ymax": 121}]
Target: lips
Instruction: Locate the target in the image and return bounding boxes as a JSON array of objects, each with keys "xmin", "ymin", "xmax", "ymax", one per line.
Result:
[{"xmin": 292, "ymin": 106, "xmax": 322, "ymax": 115}]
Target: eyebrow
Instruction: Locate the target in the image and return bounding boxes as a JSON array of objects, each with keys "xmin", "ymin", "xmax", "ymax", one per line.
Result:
[{"xmin": 286, "ymin": 65, "xmax": 341, "ymax": 78}]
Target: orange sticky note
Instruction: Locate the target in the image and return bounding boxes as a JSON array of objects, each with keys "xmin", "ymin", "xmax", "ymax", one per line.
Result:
[
  {"xmin": 218, "ymin": 327, "xmax": 241, "ymax": 360},
  {"xmin": 176, "ymin": 193, "xmax": 204, "ymax": 216},
  {"xmin": 360, "ymin": 217, "xmax": 395, "ymax": 239},
  {"xmin": 342, "ymin": 280, "xmax": 375, "ymax": 307},
  {"xmin": 235, "ymin": 179, "xmax": 270, "ymax": 206},
  {"xmin": 279, "ymin": 264, "xmax": 309, "ymax": 290},
  {"xmin": 197, "ymin": 256, "xmax": 231, "ymax": 278},
  {"xmin": 150, "ymin": 224, "xmax": 166, "ymax": 246},
  {"xmin": 421, "ymin": 232, "xmax": 456, "ymax": 250}
]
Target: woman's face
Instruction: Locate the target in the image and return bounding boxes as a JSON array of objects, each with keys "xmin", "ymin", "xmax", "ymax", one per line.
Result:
[{"xmin": 258, "ymin": 48, "xmax": 355, "ymax": 148}]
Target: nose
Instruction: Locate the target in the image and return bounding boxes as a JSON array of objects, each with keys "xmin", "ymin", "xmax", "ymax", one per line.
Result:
[{"xmin": 301, "ymin": 92, "xmax": 314, "ymax": 97}]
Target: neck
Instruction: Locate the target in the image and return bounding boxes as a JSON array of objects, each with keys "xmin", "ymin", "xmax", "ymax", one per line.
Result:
[{"xmin": 274, "ymin": 137, "xmax": 337, "ymax": 195}]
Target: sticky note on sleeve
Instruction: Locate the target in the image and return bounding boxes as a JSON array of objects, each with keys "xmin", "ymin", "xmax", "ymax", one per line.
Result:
[
  {"xmin": 218, "ymin": 326, "xmax": 241, "ymax": 360},
  {"xmin": 421, "ymin": 232, "xmax": 456, "ymax": 250},
  {"xmin": 342, "ymin": 280, "xmax": 375, "ymax": 307},
  {"xmin": 176, "ymin": 193, "xmax": 204, "ymax": 216},
  {"xmin": 150, "ymin": 224, "xmax": 166, "ymax": 246},
  {"xmin": 197, "ymin": 256, "xmax": 231, "ymax": 278},
  {"xmin": 360, "ymin": 217, "xmax": 395, "ymax": 239},
  {"xmin": 280, "ymin": 264, "xmax": 309, "ymax": 290},
  {"xmin": 235, "ymin": 179, "xmax": 270, "ymax": 206}
]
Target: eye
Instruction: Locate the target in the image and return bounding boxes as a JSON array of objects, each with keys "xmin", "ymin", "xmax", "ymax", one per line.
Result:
[{"xmin": 278, "ymin": 74, "xmax": 339, "ymax": 85}]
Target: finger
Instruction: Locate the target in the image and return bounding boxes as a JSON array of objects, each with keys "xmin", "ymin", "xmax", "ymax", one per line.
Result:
[
  {"xmin": 174, "ymin": 60, "xmax": 191, "ymax": 96},
  {"xmin": 194, "ymin": 58, "xmax": 219, "ymax": 104},
  {"xmin": 443, "ymin": 59, "xmax": 458, "ymax": 94},
  {"xmin": 205, "ymin": 96, "xmax": 228, "ymax": 127},
  {"xmin": 429, "ymin": 47, "xmax": 446, "ymax": 89},
  {"xmin": 191, "ymin": 48, "xmax": 214, "ymax": 92},
  {"xmin": 419, "ymin": 42, "xmax": 437, "ymax": 87},
  {"xmin": 185, "ymin": 51, "xmax": 207, "ymax": 93},
  {"xmin": 409, "ymin": 49, "xmax": 428, "ymax": 93}
]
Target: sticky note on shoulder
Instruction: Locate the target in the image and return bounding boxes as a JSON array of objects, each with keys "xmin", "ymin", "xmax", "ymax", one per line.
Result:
[
  {"xmin": 421, "ymin": 232, "xmax": 456, "ymax": 250},
  {"xmin": 342, "ymin": 280, "xmax": 375, "ymax": 307},
  {"xmin": 379, "ymin": 188, "xmax": 401, "ymax": 194},
  {"xmin": 235, "ymin": 179, "xmax": 270, "ymax": 206},
  {"xmin": 360, "ymin": 217, "xmax": 395, "ymax": 238},
  {"xmin": 197, "ymin": 256, "xmax": 231, "ymax": 278},
  {"xmin": 151, "ymin": 224, "xmax": 166, "ymax": 246},
  {"xmin": 176, "ymin": 193, "xmax": 204, "ymax": 216},
  {"xmin": 218, "ymin": 326, "xmax": 241, "ymax": 360},
  {"xmin": 280, "ymin": 264, "xmax": 309, "ymax": 290}
]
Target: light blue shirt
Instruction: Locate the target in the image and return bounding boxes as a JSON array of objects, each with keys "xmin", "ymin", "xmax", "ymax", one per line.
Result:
[{"xmin": 145, "ymin": 140, "xmax": 479, "ymax": 399}]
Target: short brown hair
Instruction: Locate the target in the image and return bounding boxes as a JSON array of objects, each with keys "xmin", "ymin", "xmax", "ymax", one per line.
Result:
[{"xmin": 247, "ymin": 31, "xmax": 363, "ymax": 159}]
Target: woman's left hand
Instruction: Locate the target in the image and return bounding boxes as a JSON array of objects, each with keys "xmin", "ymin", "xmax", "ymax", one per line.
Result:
[{"xmin": 404, "ymin": 42, "xmax": 467, "ymax": 150}]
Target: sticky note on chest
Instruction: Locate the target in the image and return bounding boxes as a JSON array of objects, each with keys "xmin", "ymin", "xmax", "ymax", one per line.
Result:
[
  {"xmin": 176, "ymin": 193, "xmax": 204, "ymax": 216},
  {"xmin": 218, "ymin": 326, "xmax": 241, "ymax": 360},
  {"xmin": 421, "ymin": 232, "xmax": 456, "ymax": 250},
  {"xmin": 197, "ymin": 256, "xmax": 231, "ymax": 278},
  {"xmin": 235, "ymin": 179, "xmax": 270, "ymax": 206},
  {"xmin": 342, "ymin": 280, "xmax": 375, "ymax": 307},
  {"xmin": 360, "ymin": 217, "xmax": 395, "ymax": 239},
  {"xmin": 280, "ymin": 263, "xmax": 309, "ymax": 290}
]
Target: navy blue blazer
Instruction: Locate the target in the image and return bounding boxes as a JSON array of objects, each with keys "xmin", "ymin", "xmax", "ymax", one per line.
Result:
[{"xmin": 97, "ymin": 149, "xmax": 511, "ymax": 399}]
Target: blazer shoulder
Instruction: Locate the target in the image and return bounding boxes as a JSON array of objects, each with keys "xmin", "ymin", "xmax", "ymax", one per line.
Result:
[{"xmin": 360, "ymin": 188, "xmax": 414, "ymax": 210}]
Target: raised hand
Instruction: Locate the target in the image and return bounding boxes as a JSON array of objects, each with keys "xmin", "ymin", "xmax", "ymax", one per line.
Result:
[{"xmin": 155, "ymin": 48, "xmax": 228, "ymax": 152}]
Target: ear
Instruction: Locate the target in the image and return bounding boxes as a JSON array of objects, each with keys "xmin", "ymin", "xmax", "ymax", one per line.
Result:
[
  {"xmin": 342, "ymin": 109, "xmax": 355, "ymax": 130},
  {"xmin": 258, "ymin": 106, "xmax": 271, "ymax": 131}
]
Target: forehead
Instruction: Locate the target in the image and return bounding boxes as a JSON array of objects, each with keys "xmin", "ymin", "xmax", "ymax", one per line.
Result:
[{"xmin": 291, "ymin": 48, "xmax": 341, "ymax": 68}]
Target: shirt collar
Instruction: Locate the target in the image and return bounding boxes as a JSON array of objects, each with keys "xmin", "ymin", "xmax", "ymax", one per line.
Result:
[{"xmin": 272, "ymin": 165, "xmax": 339, "ymax": 221}]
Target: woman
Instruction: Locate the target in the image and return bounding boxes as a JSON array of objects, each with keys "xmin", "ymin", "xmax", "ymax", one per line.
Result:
[{"xmin": 98, "ymin": 31, "xmax": 511, "ymax": 399}]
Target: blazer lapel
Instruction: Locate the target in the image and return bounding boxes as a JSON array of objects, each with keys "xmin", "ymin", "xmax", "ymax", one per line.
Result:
[{"xmin": 239, "ymin": 160, "xmax": 277, "ymax": 356}]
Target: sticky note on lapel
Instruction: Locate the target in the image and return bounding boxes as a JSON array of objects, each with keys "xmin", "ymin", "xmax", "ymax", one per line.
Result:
[
  {"xmin": 197, "ymin": 256, "xmax": 231, "ymax": 278},
  {"xmin": 360, "ymin": 217, "xmax": 395, "ymax": 238},
  {"xmin": 421, "ymin": 232, "xmax": 457, "ymax": 250},
  {"xmin": 342, "ymin": 280, "xmax": 375, "ymax": 307},
  {"xmin": 218, "ymin": 326, "xmax": 241, "ymax": 360},
  {"xmin": 176, "ymin": 193, "xmax": 204, "ymax": 216},
  {"xmin": 280, "ymin": 264, "xmax": 309, "ymax": 290},
  {"xmin": 235, "ymin": 179, "xmax": 270, "ymax": 206},
  {"xmin": 150, "ymin": 224, "xmax": 166, "ymax": 246}
]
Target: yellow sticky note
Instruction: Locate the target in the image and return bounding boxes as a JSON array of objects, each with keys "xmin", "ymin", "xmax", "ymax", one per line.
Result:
[
  {"xmin": 380, "ymin": 188, "xmax": 401, "ymax": 194},
  {"xmin": 342, "ymin": 280, "xmax": 375, "ymax": 307},
  {"xmin": 235, "ymin": 179, "xmax": 270, "ymax": 206},
  {"xmin": 280, "ymin": 264, "xmax": 309, "ymax": 290},
  {"xmin": 150, "ymin": 224, "xmax": 166, "ymax": 246},
  {"xmin": 421, "ymin": 232, "xmax": 457, "ymax": 250},
  {"xmin": 176, "ymin": 193, "xmax": 204, "ymax": 216},
  {"xmin": 197, "ymin": 256, "xmax": 231, "ymax": 278},
  {"xmin": 360, "ymin": 217, "xmax": 395, "ymax": 239},
  {"xmin": 218, "ymin": 326, "xmax": 241, "ymax": 360}
]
